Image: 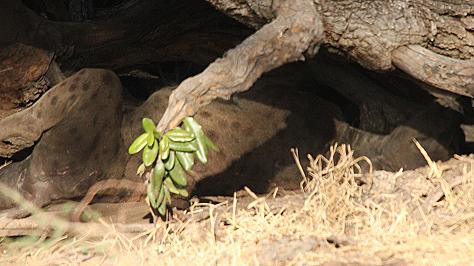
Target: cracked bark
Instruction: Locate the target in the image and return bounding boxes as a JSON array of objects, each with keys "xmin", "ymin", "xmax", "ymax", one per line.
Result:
[
  {"xmin": 0, "ymin": 0, "xmax": 251, "ymax": 117},
  {"xmin": 392, "ymin": 45, "xmax": 474, "ymax": 97},
  {"xmin": 156, "ymin": 0, "xmax": 474, "ymax": 131}
]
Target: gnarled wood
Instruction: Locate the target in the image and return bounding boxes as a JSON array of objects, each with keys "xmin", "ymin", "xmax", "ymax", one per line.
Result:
[
  {"xmin": 2, "ymin": 0, "xmax": 473, "ymax": 112},
  {"xmin": 392, "ymin": 45, "xmax": 474, "ymax": 97},
  {"xmin": 0, "ymin": 45, "xmax": 53, "ymax": 119},
  {"xmin": 156, "ymin": 0, "xmax": 474, "ymax": 132},
  {"xmin": 0, "ymin": 0, "xmax": 252, "ymax": 126},
  {"xmin": 156, "ymin": 0, "xmax": 323, "ymax": 131}
]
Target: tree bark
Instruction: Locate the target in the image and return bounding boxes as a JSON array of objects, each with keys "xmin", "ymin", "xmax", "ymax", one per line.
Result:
[
  {"xmin": 208, "ymin": 0, "xmax": 474, "ymax": 63},
  {"xmin": 157, "ymin": 0, "xmax": 323, "ymax": 131},
  {"xmin": 392, "ymin": 45, "xmax": 474, "ymax": 97},
  {"xmin": 0, "ymin": 0, "xmax": 472, "ymax": 138},
  {"xmin": 154, "ymin": 0, "xmax": 474, "ymax": 131},
  {"xmin": 0, "ymin": 0, "xmax": 250, "ymax": 69},
  {"xmin": 0, "ymin": 0, "xmax": 251, "ymax": 116}
]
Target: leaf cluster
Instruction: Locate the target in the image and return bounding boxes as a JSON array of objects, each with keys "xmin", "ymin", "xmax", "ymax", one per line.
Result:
[{"xmin": 128, "ymin": 117, "xmax": 218, "ymax": 217}]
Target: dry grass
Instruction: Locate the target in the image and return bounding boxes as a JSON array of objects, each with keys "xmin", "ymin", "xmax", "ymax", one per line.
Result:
[{"xmin": 1, "ymin": 143, "xmax": 474, "ymax": 265}]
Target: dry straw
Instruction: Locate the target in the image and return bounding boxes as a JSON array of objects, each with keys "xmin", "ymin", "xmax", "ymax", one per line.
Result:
[{"xmin": 0, "ymin": 143, "xmax": 473, "ymax": 265}]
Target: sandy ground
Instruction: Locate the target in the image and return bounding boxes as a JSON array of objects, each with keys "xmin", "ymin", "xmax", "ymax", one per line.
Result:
[{"xmin": 0, "ymin": 144, "xmax": 473, "ymax": 265}]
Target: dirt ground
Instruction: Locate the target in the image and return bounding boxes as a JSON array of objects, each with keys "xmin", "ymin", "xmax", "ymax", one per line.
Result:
[{"xmin": 0, "ymin": 143, "xmax": 473, "ymax": 265}]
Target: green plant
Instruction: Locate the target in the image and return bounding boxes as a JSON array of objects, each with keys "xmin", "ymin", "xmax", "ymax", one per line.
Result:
[{"xmin": 128, "ymin": 117, "xmax": 218, "ymax": 217}]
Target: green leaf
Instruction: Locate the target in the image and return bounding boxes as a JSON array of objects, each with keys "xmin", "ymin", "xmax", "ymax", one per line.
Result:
[
  {"xmin": 152, "ymin": 159, "xmax": 165, "ymax": 192},
  {"xmin": 193, "ymin": 140, "xmax": 208, "ymax": 163},
  {"xmin": 164, "ymin": 150, "xmax": 176, "ymax": 171},
  {"xmin": 169, "ymin": 141, "xmax": 198, "ymax": 152},
  {"xmin": 169, "ymin": 159, "xmax": 187, "ymax": 186},
  {"xmin": 203, "ymin": 135, "xmax": 219, "ymax": 152},
  {"xmin": 176, "ymin": 151, "xmax": 194, "ymax": 171},
  {"xmin": 164, "ymin": 185, "xmax": 171, "ymax": 204},
  {"xmin": 142, "ymin": 118, "xmax": 156, "ymax": 134},
  {"xmin": 159, "ymin": 136, "xmax": 170, "ymax": 160},
  {"xmin": 128, "ymin": 133, "xmax": 149, "ymax": 154},
  {"xmin": 155, "ymin": 185, "xmax": 165, "ymax": 208},
  {"xmin": 142, "ymin": 139, "xmax": 159, "ymax": 167},
  {"xmin": 183, "ymin": 117, "xmax": 208, "ymax": 163},
  {"xmin": 147, "ymin": 183, "xmax": 158, "ymax": 209},
  {"xmin": 178, "ymin": 187, "xmax": 189, "ymax": 197},
  {"xmin": 164, "ymin": 177, "xmax": 189, "ymax": 197},
  {"xmin": 147, "ymin": 132, "xmax": 154, "ymax": 147},
  {"xmin": 153, "ymin": 130, "xmax": 162, "ymax": 140},
  {"xmin": 158, "ymin": 191, "xmax": 167, "ymax": 216},
  {"xmin": 166, "ymin": 127, "xmax": 195, "ymax": 142},
  {"xmin": 164, "ymin": 177, "xmax": 178, "ymax": 194}
]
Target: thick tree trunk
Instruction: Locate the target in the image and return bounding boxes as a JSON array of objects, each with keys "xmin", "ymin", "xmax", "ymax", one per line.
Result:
[{"xmin": 208, "ymin": 0, "xmax": 474, "ymax": 62}]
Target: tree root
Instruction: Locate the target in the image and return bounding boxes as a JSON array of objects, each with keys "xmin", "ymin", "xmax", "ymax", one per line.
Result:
[
  {"xmin": 392, "ymin": 45, "xmax": 474, "ymax": 97},
  {"xmin": 156, "ymin": 0, "xmax": 323, "ymax": 132}
]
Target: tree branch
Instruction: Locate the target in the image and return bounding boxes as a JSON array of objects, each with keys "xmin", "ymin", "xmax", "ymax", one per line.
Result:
[
  {"xmin": 392, "ymin": 45, "xmax": 474, "ymax": 97},
  {"xmin": 156, "ymin": 0, "xmax": 323, "ymax": 132}
]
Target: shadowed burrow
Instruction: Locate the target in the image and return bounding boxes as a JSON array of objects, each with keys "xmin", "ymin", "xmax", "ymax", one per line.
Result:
[{"xmin": 192, "ymin": 59, "xmax": 467, "ymax": 196}]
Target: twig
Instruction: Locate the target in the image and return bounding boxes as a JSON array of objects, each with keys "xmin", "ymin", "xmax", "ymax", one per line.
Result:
[
  {"xmin": 0, "ymin": 182, "xmax": 153, "ymax": 238},
  {"xmin": 291, "ymin": 148, "xmax": 307, "ymax": 188},
  {"xmin": 71, "ymin": 179, "xmax": 145, "ymax": 222},
  {"xmin": 0, "ymin": 67, "xmax": 13, "ymax": 74},
  {"xmin": 413, "ymin": 176, "xmax": 469, "ymax": 219},
  {"xmin": 413, "ymin": 138, "xmax": 442, "ymax": 178}
]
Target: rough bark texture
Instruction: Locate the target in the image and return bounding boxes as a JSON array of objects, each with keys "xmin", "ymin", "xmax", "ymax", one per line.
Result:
[
  {"xmin": 1, "ymin": 0, "xmax": 473, "ymax": 120},
  {"xmin": 156, "ymin": 0, "xmax": 474, "ymax": 131},
  {"xmin": 208, "ymin": 0, "xmax": 474, "ymax": 62},
  {"xmin": 0, "ymin": 45, "xmax": 53, "ymax": 119},
  {"xmin": 0, "ymin": 0, "xmax": 250, "ymax": 69},
  {"xmin": 0, "ymin": 0, "xmax": 251, "ymax": 115},
  {"xmin": 392, "ymin": 45, "xmax": 474, "ymax": 97},
  {"xmin": 157, "ymin": 0, "xmax": 323, "ymax": 131}
]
